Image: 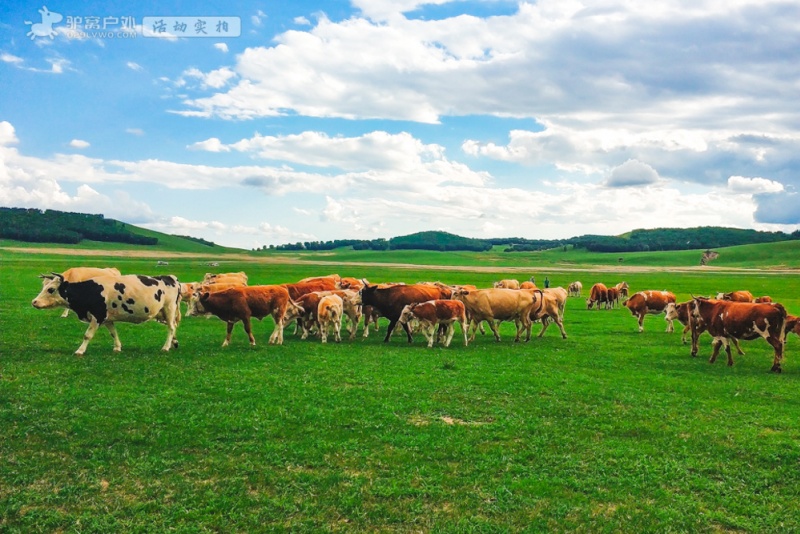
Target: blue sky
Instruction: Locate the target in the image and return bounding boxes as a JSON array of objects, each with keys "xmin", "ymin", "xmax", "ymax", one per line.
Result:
[{"xmin": 1, "ymin": 0, "xmax": 799, "ymax": 249}]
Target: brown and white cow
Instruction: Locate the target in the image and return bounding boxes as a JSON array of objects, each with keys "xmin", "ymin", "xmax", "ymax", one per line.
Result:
[
  {"xmin": 716, "ymin": 290, "xmax": 755, "ymax": 303},
  {"xmin": 567, "ymin": 281, "xmax": 583, "ymax": 297},
  {"xmin": 453, "ymin": 288, "xmax": 540, "ymax": 342},
  {"xmin": 586, "ymin": 283, "xmax": 609, "ymax": 310},
  {"xmin": 298, "ymin": 274, "xmax": 342, "ymax": 287},
  {"xmin": 666, "ymin": 300, "xmax": 744, "ymax": 355},
  {"xmin": 360, "ymin": 283, "xmax": 451, "ymax": 342},
  {"xmin": 180, "ymin": 280, "xmax": 246, "ymax": 303},
  {"xmin": 399, "ymin": 299, "xmax": 468, "ymax": 348},
  {"xmin": 186, "ymin": 285, "xmax": 300, "ymax": 346},
  {"xmin": 493, "ymin": 279, "xmax": 520, "ymax": 290},
  {"xmin": 41, "ymin": 267, "xmax": 122, "ymax": 318},
  {"xmin": 317, "ymin": 294, "xmax": 344, "ymax": 343},
  {"xmin": 689, "ymin": 298, "xmax": 787, "ymax": 372},
  {"xmin": 623, "ymin": 290, "xmax": 676, "ymax": 332},
  {"xmin": 289, "ymin": 290, "xmax": 362, "ymax": 340},
  {"xmin": 755, "ymin": 296, "xmax": 773, "ymax": 303},
  {"xmin": 786, "ymin": 315, "xmax": 800, "ymax": 341},
  {"xmin": 33, "ymin": 273, "xmax": 181, "ymax": 355}
]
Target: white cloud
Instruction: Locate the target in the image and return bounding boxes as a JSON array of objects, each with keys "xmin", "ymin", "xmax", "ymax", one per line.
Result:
[
  {"xmin": 187, "ymin": 137, "xmax": 229, "ymax": 152},
  {"xmin": 213, "ymin": 42, "xmax": 229, "ymax": 53},
  {"xmin": 1, "ymin": 52, "xmax": 23, "ymax": 64},
  {"xmin": 125, "ymin": 128, "xmax": 144, "ymax": 136},
  {"xmin": 606, "ymin": 159, "xmax": 660, "ymax": 188},
  {"xmin": 69, "ymin": 139, "xmax": 90, "ymax": 149},
  {"xmin": 126, "ymin": 61, "xmax": 143, "ymax": 71},
  {"xmin": 727, "ymin": 176, "xmax": 784, "ymax": 194},
  {"xmin": 0, "ymin": 121, "xmax": 19, "ymax": 145},
  {"xmin": 252, "ymin": 10, "xmax": 267, "ymax": 27},
  {"xmin": 293, "ymin": 16, "xmax": 311, "ymax": 26}
]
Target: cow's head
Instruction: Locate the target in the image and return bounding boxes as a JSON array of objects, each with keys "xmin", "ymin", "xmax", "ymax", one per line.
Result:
[
  {"xmin": 185, "ymin": 292, "xmax": 210, "ymax": 317},
  {"xmin": 398, "ymin": 303, "xmax": 417, "ymax": 325},
  {"xmin": 282, "ymin": 299, "xmax": 305, "ymax": 323},
  {"xmin": 586, "ymin": 298, "xmax": 594, "ymax": 309},
  {"xmin": 451, "ymin": 288, "xmax": 470, "ymax": 301},
  {"xmin": 664, "ymin": 302, "xmax": 678, "ymax": 321},
  {"xmin": 32, "ymin": 272, "xmax": 67, "ymax": 309}
]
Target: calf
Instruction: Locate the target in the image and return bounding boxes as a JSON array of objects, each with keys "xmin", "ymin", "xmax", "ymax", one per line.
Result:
[
  {"xmin": 317, "ymin": 294, "xmax": 343, "ymax": 343},
  {"xmin": 290, "ymin": 290, "xmax": 362, "ymax": 340},
  {"xmin": 689, "ymin": 298, "xmax": 787, "ymax": 372},
  {"xmin": 567, "ymin": 281, "xmax": 583, "ymax": 297},
  {"xmin": 399, "ymin": 299, "xmax": 468, "ymax": 347},
  {"xmin": 623, "ymin": 290, "xmax": 676, "ymax": 332},
  {"xmin": 666, "ymin": 300, "xmax": 744, "ymax": 354},
  {"xmin": 186, "ymin": 285, "xmax": 300, "ymax": 346},
  {"xmin": 33, "ymin": 273, "xmax": 180, "ymax": 355}
]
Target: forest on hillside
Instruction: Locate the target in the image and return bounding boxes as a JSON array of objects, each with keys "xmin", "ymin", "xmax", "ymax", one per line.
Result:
[{"xmin": 0, "ymin": 207, "xmax": 159, "ymax": 245}]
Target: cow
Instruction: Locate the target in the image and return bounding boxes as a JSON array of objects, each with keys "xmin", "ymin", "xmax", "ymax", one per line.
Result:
[
  {"xmin": 156, "ymin": 260, "xmax": 169, "ymax": 266},
  {"xmin": 180, "ymin": 280, "xmax": 246, "ymax": 303},
  {"xmin": 526, "ymin": 288, "xmax": 567, "ymax": 340},
  {"xmin": 665, "ymin": 300, "xmax": 745, "ymax": 355},
  {"xmin": 317, "ymin": 294, "xmax": 344, "ymax": 343},
  {"xmin": 567, "ymin": 281, "xmax": 582, "ymax": 297},
  {"xmin": 32, "ymin": 273, "xmax": 181, "ymax": 355},
  {"xmin": 186, "ymin": 285, "xmax": 301, "ymax": 346},
  {"xmin": 298, "ymin": 274, "xmax": 342, "ymax": 288},
  {"xmin": 360, "ymin": 283, "xmax": 451, "ymax": 342},
  {"xmin": 689, "ymin": 298, "xmax": 787, "ymax": 372},
  {"xmin": 40, "ymin": 267, "xmax": 122, "ymax": 318},
  {"xmin": 786, "ymin": 315, "xmax": 800, "ymax": 341},
  {"xmin": 615, "ymin": 281, "xmax": 630, "ymax": 300},
  {"xmin": 399, "ymin": 300, "xmax": 468, "ymax": 348},
  {"xmin": 204, "ymin": 271, "xmax": 248, "ymax": 285},
  {"xmin": 716, "ymin": 291, "xmax": 755, "ymax": 303},
  {"xmin": 622, "ymin": 290, "xmax": 676, "ymax": 332},
  {"xmin": 520, "ymin": 281, "xmax": 537, "ymax": 290},
  {"xmin": 755, "ymin": 296, "xmax": 773, "ymax": 303},
  {"xmin": 493, "ymin": 279, "xmax": 520, "ymax": 290},
  {"xmin": 586, "ymin": 283, "xmax": 609, "ymax": 310},
  {"xmin": 289, "ymin": 290, "xmax": 362, "ymax": 340},
  {"xmin": 607, "ymin": 287, "xmax": 621, "ymax": 309},
  {"xmin": 453, "ymin": 288, "xmax": 540, "ymax": 342},
  {"xmin": 339, "ymin": 277, "xmax": 367, "ymax": 291}
]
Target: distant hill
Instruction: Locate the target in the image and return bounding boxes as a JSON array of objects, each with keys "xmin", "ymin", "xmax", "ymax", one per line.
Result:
[{"xmin": 389, "ymin": 231, "xmax": 492, "ymax": 252}]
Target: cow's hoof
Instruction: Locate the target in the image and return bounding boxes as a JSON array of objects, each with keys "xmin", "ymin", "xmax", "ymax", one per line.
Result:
[{"xmin": 771, "ymin": 364, "xmax": 782, "ymax": 373}]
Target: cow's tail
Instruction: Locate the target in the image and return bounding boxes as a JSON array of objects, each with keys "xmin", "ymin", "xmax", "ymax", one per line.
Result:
[{"xmin": 531, "ymin": 289, "xmax": 545, "ymax": 319}]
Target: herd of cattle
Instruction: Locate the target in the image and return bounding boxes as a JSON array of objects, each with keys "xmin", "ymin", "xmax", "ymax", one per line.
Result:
[{"xmin": 31, "ymin": 267, "xmax": 800, "ymax": 372}]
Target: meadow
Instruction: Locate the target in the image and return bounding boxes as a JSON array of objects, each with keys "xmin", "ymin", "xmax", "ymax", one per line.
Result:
[{"xmin": 2, "ymin": 244, "xmax": 800, "ymax": 532}]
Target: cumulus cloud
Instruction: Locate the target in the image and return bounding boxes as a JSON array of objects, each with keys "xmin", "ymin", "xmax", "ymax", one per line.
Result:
[
  {"xmin": 727, "ymin": 176, "xmax": 784, "ymax": 194},
  {"xmin": 213, "ymin": 43, "xmax": 228, "ymax": 53},
  {"xmin": 606, "ymin": 159, "xmax": 661, "ymax": 188},
  {"xmin": 69, "ymin": 139, "xmax": 90, "ymax": 149}
]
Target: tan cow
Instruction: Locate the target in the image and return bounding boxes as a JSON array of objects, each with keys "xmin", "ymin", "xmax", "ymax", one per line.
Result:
[
  {"xmin": 520, "ymin": 281, "xmax": 537, "ymax": 290},
  {"xmin": 399, "ymin": 300, "xmax": 468, "ymax": 348},
  {"xmin": 526, "ymin": 288, "xmax": 567, "ymax": 340},
  {"xmin": 623, "ymin": 290, "xmax": 676, "ymax": 332},
  {"xmin": 288, "ymin": 290, "xmax": 362, "ymax": 340},
  {"xmin": 453, "ymin": 288, "xmax": 539, "ymax": 342},
  {"xmin": 204, "ymin": 271, "xmax": 248, "ymax": 285},
  {"xmin": 493, "ymin": 279, "xmax": 520, "ymax": 290},
  {"xmin": 615, "ymin": 281, "xmax": 630, "ymax": 299},
  {"xmin": 567, "ymin": 281, "xmax": 583, "ymax": 297},
  {"xmin": 317, "ymin": 294, "xmax": 344, "ymax": 343},
  {"xmin": 41, "ymin": 267, "xmax": 122, "ymax": 317}
]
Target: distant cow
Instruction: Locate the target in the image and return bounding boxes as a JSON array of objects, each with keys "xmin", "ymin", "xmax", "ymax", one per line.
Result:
[
  {"xmin": 493, "ymin": 279, "xmax": 520, "ymax": 290},
  {"xmin": 360, "ymin": 283, "xmax": 451, "ymax": 342},
  {"xmin": 399, "ymin": 299, "xmax": 468, "ymax": 348},
  {"xmin": 186, "ymin": 285, "xmax": 301, "ymax": 346},
  {"xmin": 607, "ymin": 287, "xmax": 621, "ymax": 309},
  {"xmin": 156, "ymin": 261, "xmax": 169, "ymax": 266},
  {"xmin": 615, "ymin": 281, "xmax": 630, "ymax": 299},
  {"xmin": 317, "ymin": 294, "xmax": 344, "ymax": 343},
  {"xmin": 689, "ymin": 298, "xmax": 787, "ymax": 372},
  {"xmin": 716, "ymin": 291, "xmax": 755, "ymax": 303},
  {"xmin": 41, "ymin": 267, "xmax": 122, "ymax": 318},
  {"xmin": 755, "ymin": 296, "xmax": 773, "ymax": 303},
  {"xmin": 586, "ymin": 283, "xmax": 609, "ymax": 310},
  {"xmin": 33, "ymin": 273, "xmax": 181, "ymax": 355},
  {"xmin": 520, "ymin": 281, "xmax": 537, "ymax": 290},
  {"xmin": 567, "ymin": 281, "xmax": 582, "ymax": 297},
  {"xmin": 204, "ymin": 271, "xmax": 248, "ymax": 285},
  {"xmin": 299, "ymin": 274, "xmax": 342, "ymax": 288},
  {"xmin": 623, "ymin": 291, "xmax": 676, "ymax": 332}
]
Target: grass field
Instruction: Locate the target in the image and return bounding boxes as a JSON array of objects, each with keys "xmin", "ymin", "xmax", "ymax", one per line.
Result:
[{"xmin": 2, "ymin": 244, "xmax": 800, "ymax": 532}]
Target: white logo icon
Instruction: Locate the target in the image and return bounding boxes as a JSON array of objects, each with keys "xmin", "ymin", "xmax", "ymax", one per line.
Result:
[{"xmin": 25, "ymin": 6, "xmax": 63, "ymax": 40}]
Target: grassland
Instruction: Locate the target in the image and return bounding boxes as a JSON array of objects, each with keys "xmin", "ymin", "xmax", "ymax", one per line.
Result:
[{"xmin": 2, "ymin": 242, "xmax": 800, "ymax": 532}]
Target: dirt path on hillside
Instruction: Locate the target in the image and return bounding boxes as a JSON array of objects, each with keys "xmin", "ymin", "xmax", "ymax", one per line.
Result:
[{"xmin": 4, "ymin": 245, "xmax": 799, "ymax": 275}]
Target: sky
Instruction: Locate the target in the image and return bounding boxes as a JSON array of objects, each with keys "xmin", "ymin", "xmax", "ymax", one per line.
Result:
[{"xmin": 1, "ymin": 0, "xmax": 799, "ymax": 249}]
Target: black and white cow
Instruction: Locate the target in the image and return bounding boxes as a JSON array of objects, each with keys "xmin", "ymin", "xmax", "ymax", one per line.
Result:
[{"xmin": 32, "ymin": 273, "xmax": 181, "ymax": 355}]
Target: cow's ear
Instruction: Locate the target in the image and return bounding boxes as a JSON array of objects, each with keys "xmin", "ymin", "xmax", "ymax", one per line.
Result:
[
  {"xmin": 39, "ymin": 273, "xmax": 53, "ymax": 279},
  {"xmin": 50, "ymin": 272, "xmax": 64, "ymax": 282}
]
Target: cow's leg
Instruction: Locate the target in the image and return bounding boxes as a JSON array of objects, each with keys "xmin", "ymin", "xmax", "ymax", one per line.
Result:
[
  {"xmin": 60, "ymin": 308, "xmax": 70, "ymax": 318},
  {"xmin": 75, "ymin": 319, "xmax": 101, "ymax": 355},
  {"xmin": 321, "ymin": 321, "xmax": 328, "ymax": 343},
  {"xmin": 334, "ymin": 318, "xmax": 341, "ymax": 343},
  {"xmin": 444, "ymin": 323, "xmax": 455, "ymax": 347},
  {"xmin": 223, "ymin": 321, "xmax": 235, "ymax": 347},
  {"xmin": 489, "ymin": 320, "xmax": 503, "ymax": 342},
  {"xmin": 638, "ymin": 313, "xmax": 645, "ymax": 333},
  {"xmin": 732, "ymin": 338, "xmax": 745, "ymax": 355},
  {"xmin": 460, "ymin": 319, "xmax": 469, "ymax": 347},
  {"xmin": 555, "ymin": 316, "xmax": 568, "ymax": 339},
  {"xmin": 767, "ymin": 334, "xmax": 784, "ymax": 373},
  {"xmin": 724, "ymin": 338, "xmax": 735, "ymax": 366},
  {"xmin": 709, "ymin": 338, "xmax": 723, "ymax": 364},
  {"xmin": 538, "ymin": 317, "xmax": 550, "ymax": 338},
  {"xmin": 105, "ymin": 322, "xmax": 122, "ymax": 352},
  {"xmin": 666, "ymin": 318, "xmax": 674, "ymax": 333},
  {"xmin": 160, "ymin": 306, "xmax": 178, "ymax": 352},
  {"xmin": 681, "ymin": 325, "xmax": 690, "ymax": 344},
  {"xmin": 242, "ymin": 316, "xmax": 255, "ymax": 346},
  {"xmin": 383, "ymin": 318, "xmax": 400, "ymax": 342},
  {"xmin": 424, "ymin": 324, "xmax": 435, "ymax": 348}
]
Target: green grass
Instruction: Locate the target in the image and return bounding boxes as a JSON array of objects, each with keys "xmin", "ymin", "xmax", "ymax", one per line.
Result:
[{"xmin": 3, "ymin": 248, "xmax": 800, "ymax": 531}]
